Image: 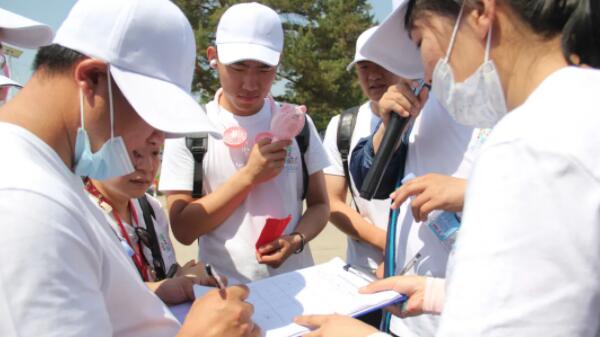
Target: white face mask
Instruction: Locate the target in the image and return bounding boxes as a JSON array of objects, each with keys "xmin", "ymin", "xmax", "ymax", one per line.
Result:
[
  {"xmin": 74, "ymin": 66, "xmax": 134, "ymax": 180},
  {"xmin": 431, "ymin": 5, "xmax": 508, "ymax": 128}
]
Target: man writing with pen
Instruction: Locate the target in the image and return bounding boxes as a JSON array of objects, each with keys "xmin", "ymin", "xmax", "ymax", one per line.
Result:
[{"xmin": 0, "ymin": 0, "xmax": 259, "ymax": 336}]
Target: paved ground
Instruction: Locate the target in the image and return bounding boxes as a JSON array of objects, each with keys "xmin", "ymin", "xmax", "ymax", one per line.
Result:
[{"xmin": 161, "ymin": 195, "xmax": 348, "ymax": 265}]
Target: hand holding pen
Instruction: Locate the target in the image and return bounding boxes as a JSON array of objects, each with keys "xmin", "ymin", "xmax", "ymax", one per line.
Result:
[
  {"xmin": 182, "ymin": 284, "xmax": 260, "ymax": 337},
  {"xmin": 205, "ymin": 264, "xmax": 227, "ymax": 290},
  {"xmin": 180, "ymin": 264, "xmax": 260, "ymax": 337}
]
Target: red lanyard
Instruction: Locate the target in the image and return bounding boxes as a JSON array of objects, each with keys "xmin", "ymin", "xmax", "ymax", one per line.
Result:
[{"xmin": 85, "ymin": 179, "xmax": 149, "ymax": 281}]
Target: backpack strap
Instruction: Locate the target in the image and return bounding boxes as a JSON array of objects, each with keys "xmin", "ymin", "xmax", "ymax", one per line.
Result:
[
  {"xmin": 295, "ymin": 120, "xmax": 310, "ymax": 200},
  {"xmin": 337, "ymin": 106, "xmax": 360, "ymax": 211},
  {"xmin": 137, "ymin": 195, "xmax": 167, "ymax": 280},
  {"xmin": 185, "ymin": 132, "xmax": 209, "ymax": 198}
]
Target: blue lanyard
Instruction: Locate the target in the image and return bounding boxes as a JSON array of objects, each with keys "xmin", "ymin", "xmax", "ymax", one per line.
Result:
[
  {"xmin": 380, "ymin": 123, "xmax": 412, "ymax": 332},
  {"xmin": 384, "ymin": 175, "xmax": 404, "ymax": 277},
  {"xmin": 384, "ymin": 122, "xmax": 412, "ymax": 277}
]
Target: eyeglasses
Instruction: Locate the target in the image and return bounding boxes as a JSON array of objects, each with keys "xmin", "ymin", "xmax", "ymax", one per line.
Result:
[
  {"xmin": 134, "ymin": 226, "xmax": 165, "ymax": 276},
  {"xmin": 134, "ymin": 226, "xmax": 155, "ymax": 249}
]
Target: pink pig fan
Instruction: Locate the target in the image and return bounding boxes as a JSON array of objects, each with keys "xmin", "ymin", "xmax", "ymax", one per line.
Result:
[{"xmin": 218, "ymin": 88, "xmax": 307, "ymax": 148}]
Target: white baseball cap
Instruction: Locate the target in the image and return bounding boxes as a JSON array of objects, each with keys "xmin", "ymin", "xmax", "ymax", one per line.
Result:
[
  {"xmin": 216, "ymin": 2, "xmax": 284, "ymax": 66},
  {"xmin": 0, "ymin": 8, "xmax": 53, "ymax": 49},
  {"xmin": 0, "ymin": 75, "xmax": 20, "ymax": 88},
  {"xmin": 347, "ymin": 26, "xmax": 380, "ymax": 71},
  {"xmin": 53, "ymin": 0, "xmax": 219, "ymax": 138},
  {"xmin": 360, "ymin": 0, "xmax": 424, "ymax": 79}
]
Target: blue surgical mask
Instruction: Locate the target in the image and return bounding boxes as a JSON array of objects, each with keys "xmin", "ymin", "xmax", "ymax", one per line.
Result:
[{"xmin": 74, "ymin": 67, "xmax": 134, "ymax": 180}]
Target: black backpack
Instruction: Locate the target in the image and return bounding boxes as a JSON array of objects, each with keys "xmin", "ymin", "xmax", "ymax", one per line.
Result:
[
  {"xmin": 186, "ymin": 107, "xmax": 311, "ymax": 200},
  {"xmin": 336, "ymin": 106, "xmax": 360, "ymax": 212}
]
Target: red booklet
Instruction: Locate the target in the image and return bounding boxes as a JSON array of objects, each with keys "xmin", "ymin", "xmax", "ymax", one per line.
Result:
[{"xmin": 255, "ymin": 215, "xmax": 292, "ymax": 251}]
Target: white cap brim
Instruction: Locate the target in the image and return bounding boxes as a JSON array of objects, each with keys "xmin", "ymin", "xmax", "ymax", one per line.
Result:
[
  {"xmin": 360, "ymin": 2, "xmax": 424, "ymax": 79},
  {"xmin": 110, "ymin": 65, "xmax": 221, "ymax": 139},
  {"xmin": 346, "ymin": 56, "xmax": 368, "ymax": 72},
  {"xmin": 217, "ymin": 43, "xmax": 280, "ymax": 66},
  {"xmin": 0, "ymin": 74, "xmax": 21, "ymax": 88},
  {"xmin": 0, "ymin": 8, "xmax": 53, "ymax": 48}
]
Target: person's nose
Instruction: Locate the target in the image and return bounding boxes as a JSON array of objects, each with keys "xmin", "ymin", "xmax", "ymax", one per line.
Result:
[
  {"xmin": 241, "ymin": 72, "xmax": 259, "ymax": 92},
  {"xmin": 133, "ymin": 150, "xmax": 154, "ymax": 173},
  {"xmin": 368, "ymin": 70, "xmax": 382, "ymax": 82}
]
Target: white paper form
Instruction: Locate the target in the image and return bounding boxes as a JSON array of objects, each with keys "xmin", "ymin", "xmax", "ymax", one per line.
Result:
[{"xmin": 193, "ymin": 257, "xmax": 404, "ymax": 337}]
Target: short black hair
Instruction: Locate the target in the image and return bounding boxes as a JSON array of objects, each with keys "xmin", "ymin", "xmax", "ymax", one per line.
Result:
[{"xmin": 33, "ymin": 44, "xmax": 85, "ymax": 73}]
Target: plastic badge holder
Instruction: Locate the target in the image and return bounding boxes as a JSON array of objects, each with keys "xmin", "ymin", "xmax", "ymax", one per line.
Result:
[
  {"xmin": 427, "ymin": 211, "xmax": 461, "ymax": 250},
  {"xmin": 402, "ymin": 173, "xmax": 461, "ymax": 250},
  {"xmin": 255, "ymin": 215, "xmax": 292, "ymax": 252},
  {"xmin": 120, "ymin": 240, "xmax": 135, "ymax": 258}
]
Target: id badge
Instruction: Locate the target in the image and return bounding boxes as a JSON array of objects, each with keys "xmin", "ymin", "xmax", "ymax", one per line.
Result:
[
  {"xmin": 120, "ymin": 240, "xmax": 135, "ymax": 258},
  {"xmin": 427, "ymin": 212, "xmax": 461, "ymax": 244}
]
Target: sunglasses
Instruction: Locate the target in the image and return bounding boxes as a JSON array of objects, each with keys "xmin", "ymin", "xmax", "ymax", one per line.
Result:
[{"xmin": 134, "ymin": 227, "xmax": 165, "ymax": 275}]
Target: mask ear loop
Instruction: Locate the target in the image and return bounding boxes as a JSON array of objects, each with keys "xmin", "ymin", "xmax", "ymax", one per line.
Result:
[
  {"xmin": 484, "ymin": 25, "xmax": 493, "ymax": 62},
  {"xmin": 79, "ymin": 87, "xmax": 85, "ymax": 130},
  {"xmin": 106, "ymin": 64, "xmax": 115, "ymax": 140},
  {"xmin": 444, "ymin": 4, "xmax": 465, "ymax": 63}
]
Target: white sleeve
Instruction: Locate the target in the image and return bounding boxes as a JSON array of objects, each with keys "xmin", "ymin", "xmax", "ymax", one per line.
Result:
[
  {"xmin": 438, "ymin": 141, "xmax": 600, "ymax": 337},
  {"xmin": 159, "ymin": 136, "xmax": 195, "ymax": 192},
  {"xmin": 0, "ymin": 191, "xmax": 112, "ymax": 337},
  {"xmin": 322, "ymin": 115, "xmax": 345, "ymax": 177},
  {"xmin": 304, "ymin": 114, "xmax": 331, "ymax": 175}
]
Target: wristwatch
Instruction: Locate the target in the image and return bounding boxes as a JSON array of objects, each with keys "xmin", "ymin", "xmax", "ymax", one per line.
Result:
[{"xmin": 290, "ymin": 232, "xmax": 306, "ymax": 254}]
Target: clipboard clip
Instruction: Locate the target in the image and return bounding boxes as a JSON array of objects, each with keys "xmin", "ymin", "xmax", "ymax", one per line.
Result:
[{"xmin": 343, "ymin": 264, "xmax": 376, "ymax": 283}]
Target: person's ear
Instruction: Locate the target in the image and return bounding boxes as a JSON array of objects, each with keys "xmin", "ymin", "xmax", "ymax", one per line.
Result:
[
  {"xmin": 467, "ymin": 0, "xmax": 496, "ymax": 42},
  {"xmin": 207, "ymin": 46, "xmax": 218, "ymax": 69},
  {"xmin": 74, "ymin": 59, "xmax": 109, "ymax": 108}
]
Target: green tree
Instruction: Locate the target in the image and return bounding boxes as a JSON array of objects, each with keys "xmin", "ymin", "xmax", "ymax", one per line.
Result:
[{"xmin": 174, "ymin": 0, "xmax": 375, "ymax": 130}]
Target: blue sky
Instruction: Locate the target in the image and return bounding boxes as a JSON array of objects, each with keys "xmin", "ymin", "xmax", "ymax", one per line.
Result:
[{"xmin": 0, "ymin": 0, "xmax": 392, "ymax": 87}]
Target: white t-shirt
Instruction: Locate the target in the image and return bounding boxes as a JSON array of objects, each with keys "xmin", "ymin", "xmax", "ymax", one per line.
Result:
[
  {"xmin": 0, "ymin": 123, "xmax": 180, "ymax": 337},
  {"xmin": 437, "ymin": 67, "xmax": 600, "ymax": 337},
  {"xmin": 389, "ymin": 96, "xmax": 482, "ymax": 337},
  {"xmin": 86, "ymin": 192, "xmax": 178, "ymax": 281},
  {"xmin": 322, "ymin": 101, "xmax": 390, "ymax": 271},
  {"xmin": 160, "ymin": 97, "xmax": 330, "ymax": 283}
]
